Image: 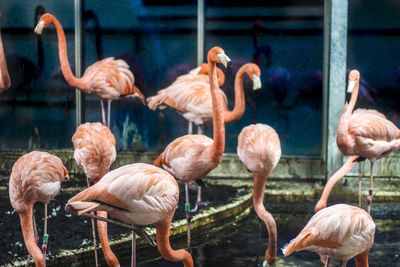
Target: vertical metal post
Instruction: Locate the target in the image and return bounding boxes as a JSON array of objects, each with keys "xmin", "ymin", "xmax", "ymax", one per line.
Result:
[
  {"xmin": 197, "ymin": 0, "xmax": 205, "ymax": 65},
  {"xmin": 322, "ymin": 0, "xmax": 348, "ymax": 178},
  {"xmin": 74, "ymin": 0, "xmax": 84, "ymax": 126}
]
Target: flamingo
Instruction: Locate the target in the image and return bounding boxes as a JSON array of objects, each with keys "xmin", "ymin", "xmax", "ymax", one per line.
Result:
[
  {"xmin": 72, "ymin": 122, "xmax": 118, "ymax": 266},
  {"xmin": 0, "ymin": 10, "xmax": 11, "ymax": 92},
  {"xmin": 147, "ymin": 62, "xmax": 226, "ymax": 135},
  {"xmin": 34, "ymin": 13, "xmax": 145, "ymax": 127},
  {"xmin": 283, "ymin": 204, "xmax": 375, "ymax": 267},
  {"xmin": 65, "ymin": 163, "xmax": 194, "ymax": 267},
  {"xmin": 8, "ymin": 151, "xmax": 69, "ymax": 267},
  {"xmin": 153, "ymin": 46, "xmax": 231, "ymax": 249},
  {"xmin": 315, "ymin": 70, "xmax": 400, "ymax": 214},
  {"xmin": 237, "ymin": 123, "xmax": 280, "ymax": 265}
]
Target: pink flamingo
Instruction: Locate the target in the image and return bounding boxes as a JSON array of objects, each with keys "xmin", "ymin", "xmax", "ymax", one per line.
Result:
[
  {"xmin": 72, "ymin": 122, "xmax": 118, "ymax": 266},
  {"xmin": 315, "ymin": 70, "xmax": 400, "ymax": 214},
  {"xmin": 237, "ymin": 123, "xmax": 280, "ymax": 265},
  {"xmin": 65, "ymin": 163, "xmax": 194, "ymax": 267},
  {"xmin": 283, "ymin": 204, "xmax": 375, "ymax": 267},
  {"xmin": 147, "ymin": 62, "xmax": 227, "ymax": 135},
  {"xmin": 9, "ymin": 151, "xmax": 69, "ymax": 267},
  {"xmin": 153, "ymin": 47, "xmax": 231, "ymax": 249},
  {"xmin": 34, "ymin": 13, "xmax": 145, "ymax": 127},
  {"xmin": 0, "ymin": 11, "xmax": 11, "ymax": 92}
]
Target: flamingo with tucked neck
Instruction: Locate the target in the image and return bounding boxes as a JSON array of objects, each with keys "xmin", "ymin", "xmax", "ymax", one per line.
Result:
[
  {"xmin": 34, "ymin": 13, "xmax": 144, "ymax": 127},
  {"xmin": 315, "ymin": 70, "xmax": 400, "ymax": 214},
  {"xmin": 284, "ymin": 204, "xmax": 375, "ymax": 267},
  {"xmin": 0, "ymin": 11, "xmax": 10, "ymax": 91},
  {"xmin": 237, "ymin": 123, "xmax": 280, "ymax": 265},
  {"xmin": 153, "ymin": 46, "xmax": 231, "ymax": 249},
  {"xmin": 65, "ymin": 163, "xmax": 193, "ymax": 267},
  {"xmin": 9, "ymin": 151, "xmax": 69, "ymax": 267},
  {"xmin": 72, "ymin": 122, "xmax": 118, "ymax": 266}
]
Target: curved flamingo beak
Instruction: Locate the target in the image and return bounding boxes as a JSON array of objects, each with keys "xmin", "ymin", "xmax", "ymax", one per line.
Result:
[
  {"xmin": 133, "ymin": 85, "xmax": 146, "ymax": 105},
  {"xmin": 34, "ymin": 20, "xmax": 45, "ymax": 34},
  {"xmin": 252, "ymin": 74, "xmax": 262, "ymax": 90},
  {"xmin": 217, "ymin": 52, "xmax": 231, "ymax": 69}
]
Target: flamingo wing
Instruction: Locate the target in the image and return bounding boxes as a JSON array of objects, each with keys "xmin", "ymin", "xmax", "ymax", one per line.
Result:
[
  {"xmin": 9, "ymin": 151, "xmax": 69, "ymax": 213},
  {"xmin": 82, "ymin": 57, "xmax": 135, "ymax": 100},
  {"xmin": 67, "ymin": 163, "xmax": 179, "ymax": 225}
]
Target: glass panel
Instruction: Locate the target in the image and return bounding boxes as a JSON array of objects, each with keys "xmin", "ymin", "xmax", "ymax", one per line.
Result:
[
  {"xmin": 348, "ymin": 0, "xmax": 400, "ymax": 126},
  {"xmin": 0, "ymin": 1, "xmax": 75, "ymax": 149},
  {"xmin": 82, "ymin": 1, "xmax": 197, "ymax": 150},
  {"xmin": 205, "ymin": 0, "xmax": 324, "ymax": 156}
]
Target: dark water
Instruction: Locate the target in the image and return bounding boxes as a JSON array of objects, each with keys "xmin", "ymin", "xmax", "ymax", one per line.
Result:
[{"xmin": 134, "ymin": 210, "xmax": 400, "ymax": 267}]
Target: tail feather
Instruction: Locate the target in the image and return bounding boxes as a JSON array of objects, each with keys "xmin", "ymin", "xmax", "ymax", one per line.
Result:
[
  {"xmin": 282, "ymin": 230, "xmax": 315, "ymax": 257},
  {"xmin": 153, "ymin": 152, "xmax": 164, "ymax": 167},
  {"xmin": 147, "ymin": 93, "xmax": 169, "ymax": 110}
]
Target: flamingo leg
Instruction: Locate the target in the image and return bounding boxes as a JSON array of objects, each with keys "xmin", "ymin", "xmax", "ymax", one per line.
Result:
[
  {"xmin": 367, "ymin": 161, "xmax": 374, "ymax": 214},
  {"xmin": 340, "ymin": 260, "xmax": 348, "ymax": 267},
  {"xmin": 324, "ymin": 256, "xmax": 330, "ymax": 267},
  {"xmin": 188, "ymin": 121, "xmax": 193, "ymax": 135},
  {"xmin": 101, "ymin": 100, "xmax": 106, "ymax": 126},
  {"xmin": 86, "ymin": 177, "xmax": 99, "ymax": 267},
  {"xmin": 41, "ymin": 204, "xmax": 48, "ymax": 255},
  {"xmin": 197, "ymin": 124, "xmax": 204, "ymax": 135},
  {"xmin": 358, "ymin": 162, "xmax": 362, "ymax": 208},
  {"xmin": 107, "ymin": 100, "xmax": 111, "ymax": 128},
  {"xmin": 185, "ymin": 182, "xmax": 191, "ymax": 250},
  {"xmin": 131, "ymin": 230, "xmax": 136, "ymax": 267}
]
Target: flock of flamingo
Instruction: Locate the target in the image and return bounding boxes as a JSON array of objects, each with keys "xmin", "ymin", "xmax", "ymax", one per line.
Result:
[{"xmin": 1, "ymin": 9, "xmax": 399, "ymax": 267}]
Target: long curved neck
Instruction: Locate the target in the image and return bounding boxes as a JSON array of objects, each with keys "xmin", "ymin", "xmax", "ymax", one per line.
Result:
[
  {"xmin": 337, "ymin": 79, "xmax": 359, "ymax": 150},
  {"xmin": 50, "ymin": 16, "xmax": 86, "ymax": 90},
  {"xmin": 97, "ymin": 211, "xmax": 119, "ymax": 267},
  {"xmin": 207, "ymin": 57, "xmax": 225, "ymax": 163},
  {"xmin": 253, "ymin": 172, "xmax": 277, "ymax": 264},
  {"xmin": 315, "ymin": 155, "xmax": 358, "ymax": 212},
  {"xmin": 0, "ymin": 28, "xmax": 11, "ymax": 89},
  {"xmin": 224, "ymin": 66, "xmax": 246, "ymax": 123},
  {"xmin": 155, "ymin": 211, "xmax": 193, "ymax": 267},
  {"xmin": 19, "ymin": 207, "xmax": 45, "ymax": 267},
  {"xmin": 354, "ymin": 250, "xmax": 369, "ymax": 267}
]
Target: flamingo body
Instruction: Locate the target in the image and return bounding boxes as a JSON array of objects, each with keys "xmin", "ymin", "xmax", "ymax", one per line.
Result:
[
  {"xmin": 72, "ymin": 122, "xmax": 116, "ymax": 183},
  {"xmin": 283, "ymin": 204, "xmax": 375, "ymax": 266}
]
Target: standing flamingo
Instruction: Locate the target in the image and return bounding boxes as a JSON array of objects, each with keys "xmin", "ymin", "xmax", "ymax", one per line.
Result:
[
  {"xmin": 9, "ymin": 151, "xmax": 69, "ymax": 267},
  {"xmin": 34, "ymin": 13, "xmax": 145, "ymax": 127},
  {"xmin": 153, "ymin": 47, "xmax": 231, "ymax": 249},
  {"xmin": 65, "ymin": 163, "xmax": 193, "ymax": 267},
  {"xmin": 283, "ymin": 204, "xmax": 375, "ymax": 267},
  {"xmin": 237, "ymin": 124, "xmax": 280, "ymax": 265},
  {"xmin": 0, "ymin": 10, "xmax": 11, "ymax": 92},
  {"xmin": 72, "ymin": 122, "xmax": 118, "ymax": 266},
  {"xmin": 147, "ymin": 62, "xmax": 226, "ymax": 135},
  {"xmin": 315, "ymin": 70, "xmax": 400, "ymax": 213}
]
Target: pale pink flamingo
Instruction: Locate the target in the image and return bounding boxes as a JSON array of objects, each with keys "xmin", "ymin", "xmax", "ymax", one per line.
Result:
[
  {"xmin": 151, "ymin": 62, "xmax": 261, "ymax": 208},
  {"xmin": 65, "ymin": 163, "xmax": 194, "ymax": 267},
  {"xmin": 153, "ymin": 46, "xmax": 231, "ymax": 249},
  {"xmin": 0, "ymin": 11, "xmax": 11, "ymax": 92},
  {"xmin": 72, "ymin": 122, "xmax": 118, "ymax": 267},
  {"xmin": 315, "ymin": 70, "xmax": 400, "ymax": 213},
  {"xmin": 237, "ymin": 123, "xmax": 280, "ymax": 265},
  {"xmin": 9, "ymin": 151, "xmax": 69, "ymax": 267},
  {"xmin": 283, "ymin": 204, "xmax": 375, "ymax": 267},
  {"xmin": 34, "ymin": 13, "xmax": 145, "ymax": 127},
  {"xmin": 147, "ymin": 62, "xmax": 226, "ymax": 135}
]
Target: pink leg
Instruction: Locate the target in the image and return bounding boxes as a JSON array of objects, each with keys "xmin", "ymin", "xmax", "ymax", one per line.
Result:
[
  {"xmin": 188, "ymin": 121, "xmax": 193, "ymax": 135},
  {"xmin": 131, "ymin": 231, "xmax": 136, "ymax": 267},
  {"xmin": 367, "ymin": 161, "xmax": 374, "ymax": 214},
  {"xmin": 107, "ymin": 100, "xmax": 112, "ymax": 128},
  {"xmin": 100, "ymin": 100, "xmax": 106, "ymax": 125},
  {"xmin": 358, "ymin": 162, "xmax": 362, "ymax": 207},
  {"xmin": 185, "ymin": 182, "xmax": 191, "ymax": 250}
]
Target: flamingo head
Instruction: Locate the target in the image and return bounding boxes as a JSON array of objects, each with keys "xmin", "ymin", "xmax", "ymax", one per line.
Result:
[
  {"xmin": 34, "ymin": 13, "xmax": 54, "ymax": 35},
  {"xmin": 208, "ymin": 46, "xmax": 231, "ymax": 69},
  {"xmin": 245, "ymin": 63, "xmax": 262, "ymax": 90},
  {"xmin": 347, "ymin": 69, "xmax": 360, "ymax": 93}
]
